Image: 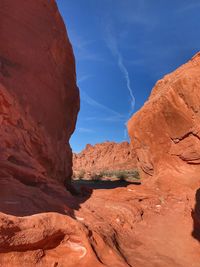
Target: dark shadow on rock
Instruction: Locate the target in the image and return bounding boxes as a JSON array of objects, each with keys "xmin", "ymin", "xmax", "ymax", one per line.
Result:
[
  {"xmin": 72, "ymin": 179, "xmax": 141, "ymax": 191},
  {"xmin": 0, "ymin": 176, "xmax": 139, "ymax": 218},
  {"xmin": 0, "ymin": 175, "xmax": 92, "ymax": 217},
  {"xmin": 192, "ymin": 188, "xmax": 200, "ymax": 241}
]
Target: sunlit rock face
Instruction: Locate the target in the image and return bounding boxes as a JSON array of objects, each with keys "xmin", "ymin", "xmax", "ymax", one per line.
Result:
[
  {"xmin": 128, "ymin": 53, "xmax": 200, "ymax": 188},
  {"xmin": 73, "ymin": 141, "xmax": 137, "ymax": 177},
  {"xmin": 124, "ymin": 54, "xmax": 200, "ymax": 267},
  {"xmin": 0, "ymin": 0, "xmax": 79, "ymax": 185}
]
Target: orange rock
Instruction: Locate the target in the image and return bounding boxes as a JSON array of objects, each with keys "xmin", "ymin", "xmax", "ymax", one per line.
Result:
[
  {"xmin": 123, "ymin": 54, "xmax": 200, "ymax": 266},
  {"xmin": 75, "ymin": 184, "xmax": 200, "ymax": 267},
  {"xmin": 0, "ymin": 0, "xmax": 79, "ymax": 186},
  {"xmin": 0, "ymin": 212, "xmax": 107, "ymax": 267},
  {"xmin": 128, "ymin": 53, "xmax": 200, "ymax": 189},
  {"xmin": 73, "ymin": 141, "xmax": 137, "ymax": 177},
  {"xmin": 75, "ymin": 53, "xmax": 200, "ymax": 267},
  {"xmin": 0, "ymin": 2, "xmax": 135, "ymax": 266}
]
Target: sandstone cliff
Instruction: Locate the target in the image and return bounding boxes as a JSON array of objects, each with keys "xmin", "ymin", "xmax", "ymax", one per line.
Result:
[
  {"xmin": 0, "ymin": 2, "xmax": 138, "ymax": 266},
  {"xmin": 0, "ymin": 0, "xmax": 79, "ymax": 186},
  {"xmin": 128, "ymin": 53, "xmax": 200, "ymax": 189},
  {"xmin": 73, "ymin": 141, "xmax": 137, "ymax": 177}
]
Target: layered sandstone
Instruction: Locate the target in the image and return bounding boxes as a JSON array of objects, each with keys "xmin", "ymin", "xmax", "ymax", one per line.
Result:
[
  {"xmin": 73, "ymin": 141, "xmax": 137, "ymax": 177},
  {"xmin": 128, "ymin": 53, "xmax": 200, "ymax": 188}
]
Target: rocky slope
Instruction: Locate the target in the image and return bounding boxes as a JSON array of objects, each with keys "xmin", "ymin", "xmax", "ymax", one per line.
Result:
[
  {"xmin": 73, "ymin": 141, "xmax": 137, "ymax": 177},
  {"xmin": 0, "ymin": 1, "xmax": 200, "ymax": 266}
]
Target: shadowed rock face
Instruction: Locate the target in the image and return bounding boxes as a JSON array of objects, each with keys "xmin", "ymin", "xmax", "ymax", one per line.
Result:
[
  {"xmin": 128, "ymin": 53, "xmax": 200, "ymax": 188},
  {"xmin": 73, "ymin": 141, "xmax": 137, "ymax": 176},
  {"xmin": 0, "ymin": 0, "xmax": 79, "ymax": 184},
  {"xmin": 0, "ymin": 2, "xmax": 132, "ymax": 266}
]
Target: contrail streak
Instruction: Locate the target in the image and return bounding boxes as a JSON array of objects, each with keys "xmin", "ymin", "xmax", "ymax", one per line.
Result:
[
  {"xmin": 117, "ymin": 54, "xmax": 135, "ymax": 111},
  {"xmin": 105, "ymin": 25, "xmax": 135, "ymax": 115}
]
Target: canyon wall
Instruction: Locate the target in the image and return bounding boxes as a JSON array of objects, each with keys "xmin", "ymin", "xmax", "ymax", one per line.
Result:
[
  {"xmin": 0, "ymin": 0, "xmax": 79, "ymax": 185},
  {"xmin": 128, "ymin": 53, "xmax": 200, "ymax": 188}
]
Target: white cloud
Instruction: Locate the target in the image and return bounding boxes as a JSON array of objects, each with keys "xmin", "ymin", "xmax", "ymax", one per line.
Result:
[
  {"xmin": 84, "ymin": 115, "xmax": 126, "ymax": 122},
  {"xmin": 81, "ymin": 90, "xmax": 124, "ymax": 118},
  {"xmin": 77, "ymin": 75, "xmax": 93, "ymax": 84},
  {"xmin": 69, "ymin": 30, "xmax": 110, "ymax": 63},
  {"xmin": 77, "ymin": 127, "xmax": 95, "ymax": 133}
]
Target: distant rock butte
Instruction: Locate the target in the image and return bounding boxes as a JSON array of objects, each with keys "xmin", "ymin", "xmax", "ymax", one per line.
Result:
[
  {"xmin": 0, "ymin": 1, "xmax": 200, "ymax": 266},
  {"xmin": 128, "ymin": 52, "xmax": 200, "ymax": 189},
  {"xmin": 73, "ymin": 141, "xmax": 137, "ymax": 176}
]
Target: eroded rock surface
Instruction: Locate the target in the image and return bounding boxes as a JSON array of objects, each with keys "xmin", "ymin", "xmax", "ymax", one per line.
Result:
[
  {"xmin": 0, "ymin": 0, "xmax": 79, "ymax": 185},
  {"xmin": 73, "ymin": 51, "xmax": 200, "ymax": 267},
  {"xmin": 128, "ymin": 53, "xmax": 200, "ymax": 188},
  {"xmin": 125, "ymin": 53, "xmax": 200, "ymax": 266},
  {"xmin": 73, "ymin": 141, "xmax": 137, "ymax": 177},
  {"xmin": 75, "ymin": 184, "xmax": 200, "ymax": 267},
  {"xmin": 0, "ymin": 1, "xmax": 200, "ymax": 266},
  {"xmin": 0, "ymin": 1, "xmax": 139, "ymax": 266}
]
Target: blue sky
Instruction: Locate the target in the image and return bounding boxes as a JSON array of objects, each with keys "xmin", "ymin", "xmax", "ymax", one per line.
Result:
[{"xmin": 56, "ymin": 0, "xmax": 200, "ymax": 152}]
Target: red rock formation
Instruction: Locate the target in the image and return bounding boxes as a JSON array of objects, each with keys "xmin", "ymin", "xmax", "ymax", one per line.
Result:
[
  {"xmin": 73, "ymin": 141, "xmax": 137, "ymax": 177},
  {"xmin": 0, "ymin": 0, "xmax": 79, "ymax": 185},
  {"xmin": 74, "ymin": 54, "xmax": 200, "ymax": 267},
  {"xmin": 123, "ymin": 53, "xmax": 200, "ymax": 266},
  {"xmin": 1, "ymin": 1, "xmax": 200, "ymax": 266},
  {"xmin": 0, "ymin": 2, "xmax": 140, "ymax": 266},
  {"xmin": 73, "ymin": 53, "xmax": 200, "ymax": 267},
  {"xmin": 75, "ymin": 183, "xmax": 200, "ymax": 267},
  {"xmin": 128, "ymin": 53, "xmax": 200, "ymax": 189}
]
